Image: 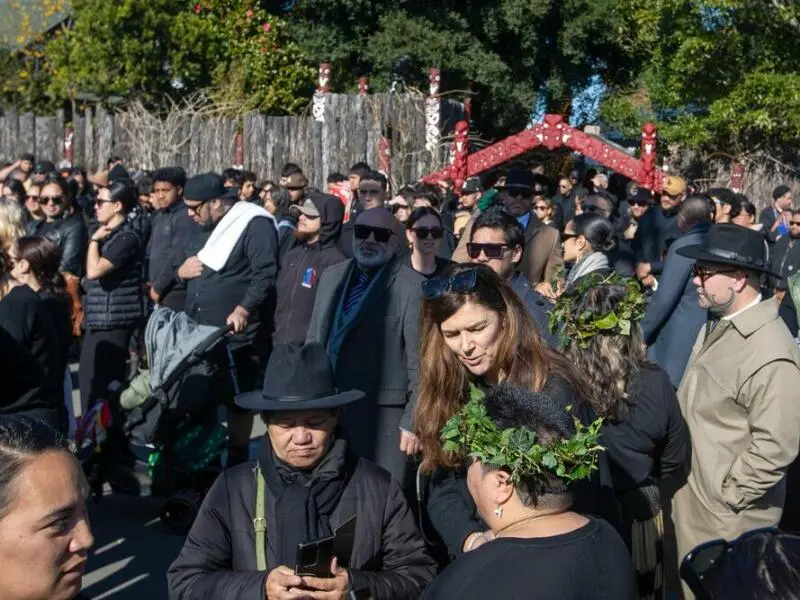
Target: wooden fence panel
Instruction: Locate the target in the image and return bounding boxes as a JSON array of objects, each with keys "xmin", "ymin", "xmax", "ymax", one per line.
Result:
[
  {"xmin": 4, "ymin": 109, "xmax": 18, "ymax": 161},
  {"xmin": 96, "ymin": 107, "xmax": 114, "ymax": 168},
  {"xmin": 72, "ymin": 115, "xmax": 85, "ymax": 168},
  {"xmin": 0, "ymin": 116, "xmax": 6, "ymax": 162},
  {"xmin": 18, "ymin": 113, "xmax": 35, "ymax": 160},
  {"xmin": 84, "ymin": 107, "xmax": 95, "ymax": 172},
  {"xmin": 35, "ymin": 115, "xmax": 57, "ymax": 166}
]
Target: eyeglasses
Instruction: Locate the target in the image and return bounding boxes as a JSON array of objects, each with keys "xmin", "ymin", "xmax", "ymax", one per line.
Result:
[
  {"xmin": 94, "ymin": 198, "xmax": 115, "ymax": 205},
  {"xmin": 25, "ymin": 195, "xmax": 39, "ymax": 201},
  {"xmin": 790, "ymin": 221, "xmax": 800, "ymax": 226},
  {"xmin": 561, "ymin": 232, "xmax": 579, "ymax": 242},
  {"xmin": 422, "ymin": 269, "xmax": 479, "ymax": 299},
  {"xmin": 359, "ymin": 188, "xmax": 383, "ymax": 196},
  {"xmin": 466, "ymin": 242, "xmax": 510, "ymax": 260},
  {"xmin": 38, "ymin": 195, "xmax": 63, "ymax": 206},
  {"xmin": 411, "ymin": 227, "xmax": 443, "ymax": 240},
  {"xmin": 506, "ymin": 189, "xmax": 532, "ymax": 200},
  {"xmin": 690, "ymin": 264, "xmax": 739, "ymax": 281},
  {"xmin": 354, "ymin": 224, "xmax": 394, "ymax": 243},
  {"xmin": 680, "ymin": 527, "xmax": 779, "ymax": 599},
  {"xmin": 185, "ymin": 201, "xmax": 207, "ymax": 215},
  {"xmin": 391, "ymin": 203, "xmax": 409, "ymax": 214},
  {"xmin": 630, "ymin": 200, "xmax": 649, "ymax": 207},
  {"xmin": 533, "ymin": 204, "xmax": 549, "ymax": 211}
]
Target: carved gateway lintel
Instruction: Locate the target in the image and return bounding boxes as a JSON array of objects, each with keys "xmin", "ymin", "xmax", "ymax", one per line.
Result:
[
  {"xmin": 425, "ymin": 68, "xmax": 441, "ymax": 159},
  {"xmin": 313, "ymin": 63, "xmax": 332, "ymax": 123}
]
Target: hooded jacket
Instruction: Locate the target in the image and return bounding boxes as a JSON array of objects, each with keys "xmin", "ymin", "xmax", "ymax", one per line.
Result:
[{"xmin": 274, "ymin": 193, "xmax": 347, "ymax": 346}]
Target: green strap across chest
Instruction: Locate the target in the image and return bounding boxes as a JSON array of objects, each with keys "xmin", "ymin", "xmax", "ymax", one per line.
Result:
[{"xmin": 254, "ymin": 464, "xmax": 267, "ymax": 572}]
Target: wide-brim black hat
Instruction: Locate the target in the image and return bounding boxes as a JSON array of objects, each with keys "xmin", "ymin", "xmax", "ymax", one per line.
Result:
[
  {"xmin": 235, "ymin": 343, "xmax": 364, "ymax": 411},
  {"xmin": 676, "ymin": 223, "xmax": 781, "ymax": 278},
  {"xmin": 497, "ymin": 168, "xmax": 534, "ymax": 190}
]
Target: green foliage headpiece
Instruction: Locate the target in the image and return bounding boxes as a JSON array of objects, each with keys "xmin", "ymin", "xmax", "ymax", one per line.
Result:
[
  {"xmin": 548, "ymin": 272, "xmax": 647, "ymax": 349},
  {"xmin": 440, "ymin": 396, "xmax": 604, "ymax": 485}
]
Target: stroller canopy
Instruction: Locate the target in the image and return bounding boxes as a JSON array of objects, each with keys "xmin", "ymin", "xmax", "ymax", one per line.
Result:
[{"xmin": 146, "ymin": 307, "xmax": 223, "ymax": 390}]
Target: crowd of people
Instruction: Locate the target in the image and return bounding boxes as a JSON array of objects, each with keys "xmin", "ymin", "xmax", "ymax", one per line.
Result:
[{"xmin": 1, "ymin": 152, "xmax": 800, "ymax": 600}]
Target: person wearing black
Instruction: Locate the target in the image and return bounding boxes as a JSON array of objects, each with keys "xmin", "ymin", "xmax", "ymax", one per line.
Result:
[
  {"xmin": 339, "ymin": 169, "xmax": 387, "ymax": 259},
  {"xmin": 562, "ymin": 213, "xmax": 618, "ymax": 286},
  {"xmin": 10, "ymin": 236, "xmax": 73, "ymax": 424},
  {"xmin": 147, "ymin": 167, "xmax": 196, "ymax": 311},
  {"xmin": 629, "ymin": 188, "xmax": 661, "ymax": 266},
  {"xmin": 0, "ymin": 252, "xmax": 64, "ymax": 431},
  {"xmin": 561, "ymin": 280, "xmax": 689, "ymax": 598},
  {"xmin": 770, "ymin": 209, "xmax": 800, "ymax": 294},
  {"xmin": 760, "ymin": 184, "xmax": 793, "ymax": 243},
  {"xmin": 32, "ymin": 173, "xmax": 87, "ymax": 277},
  {"xmin": 635, "ymin": 175, "xmax": 687, "ymax": 285},
  {"xmin": 79, "ymin": 180, "xmax": 146, "ymax": 413},
  {"xmin": 421, "ymin": 385, "xmax": 637, "ymax": 600},
  {"xmin": 167, "ymin": 343, "xmax": 436, "ymax": 600},
  {"xmin": 179, "ymin": 173, "xmax": 279, "ymax": 466},
  {"xmin": 409, "ymin": 184, "xmax": 458, "ymax": 260},
  {"xmin": 274, "ymin": 193, "xmax": 346, "ymax": 346},
  {"xmin": 403, "ymin": 207, "xmax": 453, "ymax": 278},
  {"xmin": 640, "ymin": 196, "xmax": 713, "ymax": 388},
  {"xmin": 466, "ymin": 207, "xmax": 554, "ymax": 345}
]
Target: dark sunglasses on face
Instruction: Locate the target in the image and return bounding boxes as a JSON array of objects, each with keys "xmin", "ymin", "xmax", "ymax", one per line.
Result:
[
  {"xmin": 630, "ymin": 200, "xmax": 649, "ymax": 207},
  {"xmin": 680, "ymin": 527, "xmax": 779, "ymax": 599},
  {"xmin": 422, "ymin": 269, "xmax": 479, "ymax": 299},
  {"xmin": 38, "ymin": 195, "xmax": 63, "ymax": 206},
  {"xmin": 561, "ymin": 232, "xmax": 579, "ymax": 242},
  {"xmin": 690, "ymin": 264, "xmax": 739, "ymax": 281},
  {"xmin": 185, "ymin": 201, "xmax": 207, "ymax": 215},
  {"xmin": 391, "ymin": 203, "xmax": 409, "ymax": 214},
  {"xmin": 466, "ymin": 242, "xmax": 510, "ymax": 260},
  {"xmin": 790, "ymin": 221, "xmax": 800, "ymax": 226},
  {"xmin": 507, "ymin": 189, "xmax": 532, "ymax": 200},
  {"xmin": 534, "ymin": 204, "xmax": 549, "ymax": 211},
  {"xmin": 354, "ymin": 224, "xmax": 394, "ymax": 243},
  {"xmin": 94, "ymin": 198, "xmax": 115, "ymax": 205},
  {"xmin": 412, "ymin": 227, "xmax": 443, "ymax": 240},
  {"xmin": 359, "ymin": 188, "xmax": 383, "ymax": 196}
]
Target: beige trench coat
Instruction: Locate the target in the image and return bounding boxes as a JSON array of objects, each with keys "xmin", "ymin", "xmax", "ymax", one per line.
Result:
[{"xmin": 673, "ymin": 299, "xmax": 800, "ymax": 570}]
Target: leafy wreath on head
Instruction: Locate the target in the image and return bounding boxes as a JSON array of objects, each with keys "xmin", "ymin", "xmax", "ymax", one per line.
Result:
[
  {"xmin": 440, "ymin": 396, "xmax": 604, "ymax": 485},
  {"xmin": 548, "ymin": 272, "xmax": 647, "ymax": 350}
]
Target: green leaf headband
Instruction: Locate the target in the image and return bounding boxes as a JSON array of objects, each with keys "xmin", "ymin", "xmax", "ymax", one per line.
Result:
[
  {"xmin": 440, "ymin": 396, "xmax": 604, "ymax": 484},
  {"xmin": 548, "ymin": 272, "xmax": 647, "ymax": 349}
]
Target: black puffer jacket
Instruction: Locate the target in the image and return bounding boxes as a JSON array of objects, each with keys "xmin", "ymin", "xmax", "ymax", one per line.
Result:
[
  {"xmin": 83, "ymin": 220, "xmax": 145, "ymax": 330},
  {"xmin": 167, "ymin": 440, "xmax": 436, "ymax": 600},
  {"xmin": 34, "ymin": 212, "xmax": 88, "ymax": 276},
  {"xmin": 274, "ymin": 192, "xmax": 347, "ymax": 345}
]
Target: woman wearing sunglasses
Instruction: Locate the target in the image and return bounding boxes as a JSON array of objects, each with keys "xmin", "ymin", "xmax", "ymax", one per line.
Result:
[
  {"xmin": 562, "ymin": 213, "xmax": 617, "ymax": 288},
  {"xmin": 404, "ymin": 207, "xmax": 453, "ymax": 279},
  {"xmin": 31, "ymin": 173, "xmax": 87, "ymax": 277},
  {"xmin": 414, "ymin": 264, "xmax": 610, "ymax": 561}
]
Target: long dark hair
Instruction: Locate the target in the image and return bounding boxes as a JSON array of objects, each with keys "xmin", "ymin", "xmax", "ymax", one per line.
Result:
[
  {"xmin": 16, "ymin": 236, "xmax": 67, "ymax": 298},
  {"xmin": 40, "ymin": 172, "xmax": 75, "ymax": 216},
  {"xmin": 416, "ymin": 263, "xmax": 589, "ymax": 471},
  {"xmin": 564, "ymin": 283, "xmax": 648, "ymax": 422}
]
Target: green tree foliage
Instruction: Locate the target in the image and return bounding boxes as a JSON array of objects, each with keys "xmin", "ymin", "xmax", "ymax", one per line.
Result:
[
  {"xmin": 263, "ymin": 0, "xmax": 635, "ymax": 137},
  {"xmin": 600, "ymin": 0, "xmax": 800, "ymax": 153}
]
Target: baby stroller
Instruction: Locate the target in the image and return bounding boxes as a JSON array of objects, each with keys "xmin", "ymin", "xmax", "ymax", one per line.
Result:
[{"xmin": 76, "ymin": 307, "xmax": 232, "ymax": 535}]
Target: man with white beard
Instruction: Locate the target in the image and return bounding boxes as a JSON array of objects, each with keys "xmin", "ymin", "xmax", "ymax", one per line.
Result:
[{"xmin": 307, "ymin": 208, "xmax": 424, "ymax": 487}]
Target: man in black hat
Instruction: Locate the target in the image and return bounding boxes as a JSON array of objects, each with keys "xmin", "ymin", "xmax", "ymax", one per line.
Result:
[
  {"xmin": 168, "ymin": 343, "xmax": 436, "ymax": 600},
  {"xmin": 669, "ymin": 223, "xmax": 800, "ymax": 594},
  {"xmin": 147, "ymin": 166, "xmax": 197, "ymax": 311},
  {"xmin": 178, "ymin": 172, "xmax": 279, "ymax": 465}
]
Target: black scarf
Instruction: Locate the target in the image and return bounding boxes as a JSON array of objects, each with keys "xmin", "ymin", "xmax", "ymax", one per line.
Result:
[{"xmin": 259, "ymin": 434, "xmax": 352, "ymax": 567}]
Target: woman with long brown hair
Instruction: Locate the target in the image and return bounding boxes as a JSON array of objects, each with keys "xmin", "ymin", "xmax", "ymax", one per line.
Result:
[
  {"xmin": 558, "ymin": 277, "xmax": 689, "ymax": 599},
  {"xmin": 415, "ymin": 263, "xmax": 606, "ymax": 560}
]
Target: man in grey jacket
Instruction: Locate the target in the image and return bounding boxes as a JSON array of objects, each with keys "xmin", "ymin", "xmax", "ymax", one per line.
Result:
[{"xmin": 307, "ymin": 208, "xmax": 423, "ymax": 486}]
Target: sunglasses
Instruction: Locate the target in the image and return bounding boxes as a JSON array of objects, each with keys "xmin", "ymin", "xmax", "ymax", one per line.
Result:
[
  {"xmin": 94, "ymin": 198, "xmax": 116, "ymax": 205},
  {"xmin": 185, "ymin": 201, "xmax": 207, "ymax": 215},
  {"xmin": 680, "ymin": 527, "xmax": 779, "ymax": 599},
  {"xmin": 359, "ymin": 188, "xmax": 383, "ymax": 196},
  {"xmin": 630, "ymin": 200, "xmax": 649, "ymax": 207},
  {"xmin": 412, "ymin": 227, "xmax": 443, "ymax": 240},
  {"xmin": 790, "ymin": 221, "xmax": 800, "ymax": 226},
  {"xmin": 38, "ymin": 195, "xmax": 63, "ymax": 206},
  {"xmin": 466, "ymin": 242, "xmax": 509, "ymax": 260},
  {"xmin": 690, "ymin": 264, "xmax": 740, "ymax": 281},
  {"xmin": 354, "ymin": 224, "xmax": 394, "ymax": 243},
  {"xmin": 561, "ymin": 232, "xmax": 579, "ymax": 242},
  {"xmin": 534, "ymin": 204, "xmax": 549, "ymax": 211},
  {"xmin": 391, "ymin": 203, "xmax": 409, "ymax": 214},
  {"xmin": 422, "ymin": 269, "xmax": 479, "ymax": 299}
]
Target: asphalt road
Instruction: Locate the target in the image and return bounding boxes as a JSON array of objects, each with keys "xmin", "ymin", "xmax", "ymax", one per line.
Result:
[{"xmin": 73, "ymin": 371, "xmax": 267, "ymax": 599}]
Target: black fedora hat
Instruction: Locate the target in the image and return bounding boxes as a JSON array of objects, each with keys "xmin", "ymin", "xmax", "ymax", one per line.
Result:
[
  {"xmin": 498, "ymin": 168, "xmax": 534, "ymax": 191},
  {"xmin": 235, "ymin": 343, "xmax": 364, "ymax": 411},
  {"xmin": 676, "ymin": 223, "xmax": 780, "ymax": 278}
]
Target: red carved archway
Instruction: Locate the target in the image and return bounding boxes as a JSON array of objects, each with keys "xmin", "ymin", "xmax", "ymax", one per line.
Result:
[{"xmin": 423, "ymin": 114, "xmax": 664, "ymax": 194}]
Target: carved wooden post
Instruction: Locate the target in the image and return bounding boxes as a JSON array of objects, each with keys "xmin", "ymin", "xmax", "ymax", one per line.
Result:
[
  {"xmin": 451, "ymin": 120, "xmax": 469, "ymax": 193},
  {"xmin": 640, "ymin": 122, "xmax": 657, "ymax": 190},
  {"xmin": 378, "ymin": 136, "xmax": 392, "ymax": 182},
  {"xmin": 312, "ymin": 62, "xmax": 332, "ymax": 123},
  {"xmin": 425, "ymin": 68, "xmax": 441, "ymax": 165},
  {"xmin": 730, "ymin": 161, "xmax": 746, "ymax": 193},
  {"xmin": 235, "ymin": 130, "xmax": 244, "ymax": 169},
  {"xmin": 358, "ymin": 76, "xmax": 369, "ymax": 96},
  {"xmin": 64, "ymin": 123, "xmax": 74, "ymax": 164}
]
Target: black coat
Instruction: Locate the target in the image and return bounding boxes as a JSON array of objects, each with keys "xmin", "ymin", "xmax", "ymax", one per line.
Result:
[
  {"xmin": 167, "ymin": 450, "xmax": 436, "ymax": 600},
  {"xmin": 148, "ymin": 200, "xmax": 200, "ymax": 310},
  {"xmin": 34, "ymin": 213, "xmax": 88, "ymax": 276},
  {"xmin": 641, "ymin": 224, "xmax": 710, "ymax": 388},
  {"xmin": 771, "ymin": 236, "xmax": 800, "ymax": 290},
  {"xmin": 184, "ymin": 216, "xmax": 278, "ymax": 347},
  {"xmin": 510, "ymin": 272, "xmax": 556, "ymax": 347}
]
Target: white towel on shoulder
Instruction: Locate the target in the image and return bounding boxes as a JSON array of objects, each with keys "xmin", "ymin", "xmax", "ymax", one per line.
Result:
[{"xmin": 197, "ymin": 201, "xmax": 276, "ymax": 272}]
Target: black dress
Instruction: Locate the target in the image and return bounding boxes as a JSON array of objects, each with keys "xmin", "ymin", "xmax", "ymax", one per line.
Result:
[{"xmin": 421, "ymin": 518, "xmax": 637, "ymax": 600}]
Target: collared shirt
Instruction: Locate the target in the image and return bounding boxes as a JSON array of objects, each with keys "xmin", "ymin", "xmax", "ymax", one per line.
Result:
[
  {"xmin": 517, "ymin": 212, "xmax": 530, "ymax": 231},
  {"xmin": 722, "ymin": 294, "xmax": 763, "ymax": 321}
]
